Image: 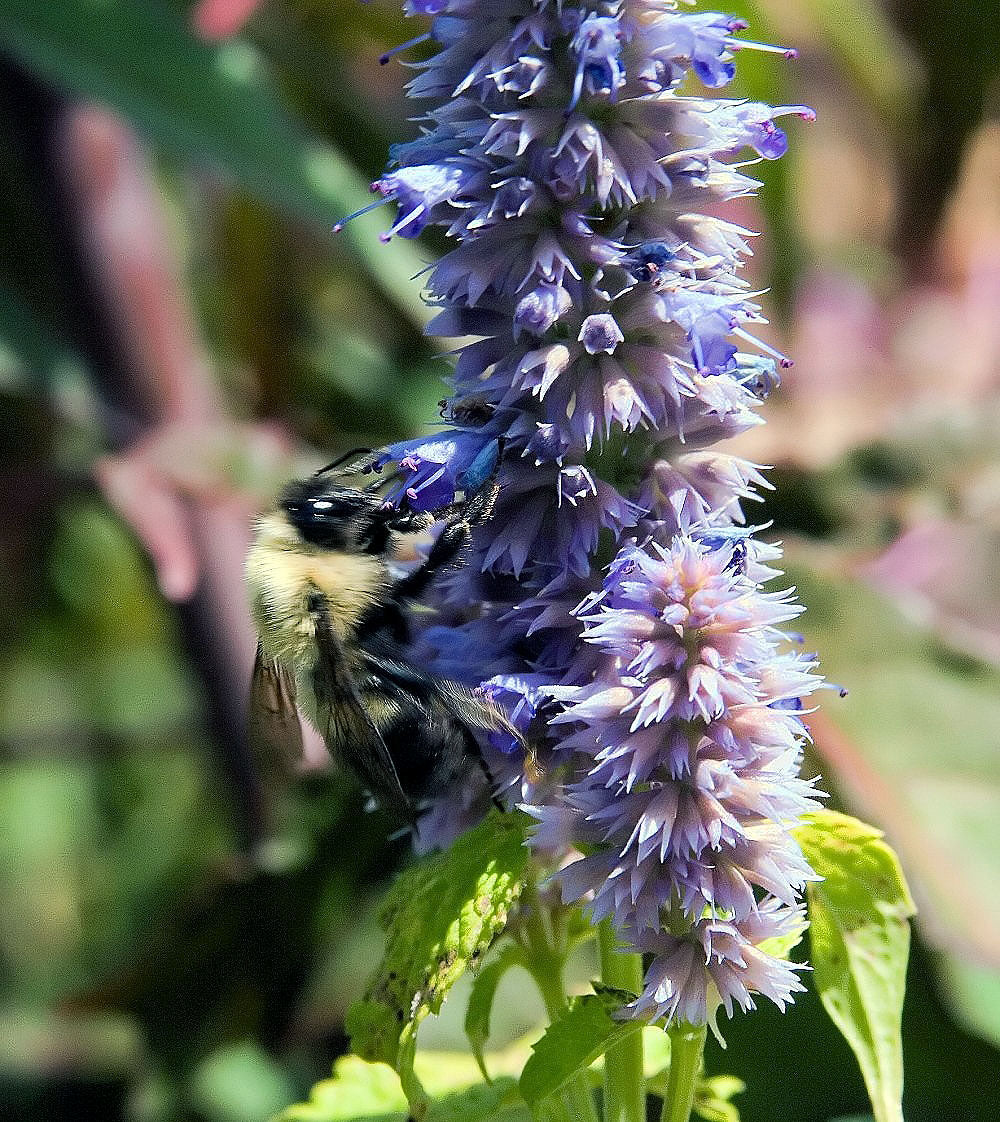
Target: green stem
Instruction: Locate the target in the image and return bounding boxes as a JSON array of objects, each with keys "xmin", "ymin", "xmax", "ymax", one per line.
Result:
[
  {"xmin": 529, "ymin": 954, "xmax": 569, "ymax": 1024},
  {"xmin": 597, "ymin": 920, "xmax": 645, "ymax": 1122},
  {"xmin": 521, "ymin": 895, "xmax": 601, "ymax": 1122},
  {"xmin": 660, "ymin": 1023, "xmax": 707, "ymax": 1122}
]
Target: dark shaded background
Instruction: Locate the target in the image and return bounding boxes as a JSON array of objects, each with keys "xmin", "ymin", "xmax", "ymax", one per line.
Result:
[{"xmin": 1, "ymin": 1, "xmax": 999, "ymax": 1119}]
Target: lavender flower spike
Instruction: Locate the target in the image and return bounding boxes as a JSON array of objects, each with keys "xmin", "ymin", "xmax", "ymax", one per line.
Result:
[{"xmin": 352, "ymin": 0, "xmax": 821, "ymax": 1027}]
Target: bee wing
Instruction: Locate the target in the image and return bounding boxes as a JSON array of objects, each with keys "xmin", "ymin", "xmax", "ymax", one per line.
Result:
[
  {"xmin": 358, "ymin": 647, "xmax": 541, "ymax": 787},
  {"xmin": 310, "ymin": 600, "xmax": 413, "ymax": 822},
  {"xmin": 358, "ymin": 645, "xmax": 527, "ymax": 744},
  {"xmin": 249, "ymin": 644, "xmax": 304, "ymax": 774},
  {"xmin": 435, "ymin": 677, "xmax": 542, "ymax": 780}
]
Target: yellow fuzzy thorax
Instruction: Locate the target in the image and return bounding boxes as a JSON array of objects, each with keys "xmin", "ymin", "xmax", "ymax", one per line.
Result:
[{"xmin": 246, "ymin": 511, "xmax": 387, "ymax": 663}]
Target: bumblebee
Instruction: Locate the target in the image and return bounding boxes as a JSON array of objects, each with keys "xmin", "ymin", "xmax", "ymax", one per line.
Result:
[{"xmin": 245, "ymin": 452, "xmax": 520, "ymax": 822}]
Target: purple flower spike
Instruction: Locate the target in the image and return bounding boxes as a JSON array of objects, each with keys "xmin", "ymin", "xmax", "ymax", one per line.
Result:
[
  {"xmin": 482, "ymin": 673, "xmax": 550, "ymax": 754},
  {"xmin": 363, "ymin": 0, "xmax": 819, "ymax": 1028},
  {"xmin": 720, "ymin": 102, "xmax": 818, "ymax": 161},
  {"xmin": 361, "ymin": 162, "xmax": 479, "ymax": 239}
]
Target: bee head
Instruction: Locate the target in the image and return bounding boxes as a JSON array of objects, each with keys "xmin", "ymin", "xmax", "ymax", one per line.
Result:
[{"xmin": 280, "ymin": 479, "xmax": 431, "ymax": 555}]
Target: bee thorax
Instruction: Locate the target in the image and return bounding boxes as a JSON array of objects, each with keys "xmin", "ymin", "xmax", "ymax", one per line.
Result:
[{"xmin": 246, "ymin": 517, "xmax": 386, "ymax": 663}]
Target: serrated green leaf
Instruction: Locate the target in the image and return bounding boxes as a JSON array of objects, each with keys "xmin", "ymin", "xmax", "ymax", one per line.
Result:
[
  {"xmin": 518, "ymin": 989, "xmax": 643, "ymax": 1108},
  {"xmin": 579, "ymin": 1023, "xmax": 672, "ymax": 1090},
  {"xmin": 281, "ymin": 1056, "xmax": 405, "ymax": 1121},
  {"xmin": 796, "ymin": 810, "xmax": 916, "ymax": 1122},
  {"xmin": 347, "ymin": 811, "xmax": 529, "ymax": 1118},
  {"xmin": 464, "ymin": 944, "xmax": 527, "ymax": 1081},
  {"xmin": 0, "ymin": 0, "xmax": 428, "ymax": 328},
  {"xmin": 424, "ymin": 1078, "xmax": 529, "ymax": 1122}
]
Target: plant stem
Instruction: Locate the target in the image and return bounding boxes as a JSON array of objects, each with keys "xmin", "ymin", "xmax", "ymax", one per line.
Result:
[
  {"xmin": 597, "ymin": 920, "xmax": 645, "ymax": 1122},
  {"xmin": 522, "ymin": 895, "xmax": 601, "ymax": 1122},
  {"xmin": 533, "ymin": 964, "xmax": 601, "ymax": 1122},
  {"xmin": 660, "ymin": 1023, "xmax": 707, "ymax": 1122}
]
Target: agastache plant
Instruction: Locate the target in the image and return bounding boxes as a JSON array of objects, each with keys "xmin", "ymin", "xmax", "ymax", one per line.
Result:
[{"xmin": 333, "ymin": 1, "xmax": 833, "ymax": 1118}]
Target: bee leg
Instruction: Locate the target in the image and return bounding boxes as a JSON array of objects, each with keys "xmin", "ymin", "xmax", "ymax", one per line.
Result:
[
  {"xmin": 383, "ymin": 509, "xmax": 435, "ymax": 536},
  {"xmin": 390, "ymin": 474, "xmax": 502, "ymax": 604},
  {"xmin": 315, "ymin": 446, "xmax": 374, "ymax": 476},
  {"xmin": 392, "ymin": 512, "xmax": 473, "ymax": 602},
  {"xmin": 484, "ymin": 773, "xmax": 507, "ymax": 813}
]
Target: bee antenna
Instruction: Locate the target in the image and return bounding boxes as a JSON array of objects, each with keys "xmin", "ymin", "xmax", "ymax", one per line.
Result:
[{"xmin": 316, "ymin": 447, "xmax": 374, "ymax": 476}]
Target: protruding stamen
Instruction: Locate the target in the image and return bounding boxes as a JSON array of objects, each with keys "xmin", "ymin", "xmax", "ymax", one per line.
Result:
[
  {"xmin": 772, "ymin": 104, "xmax": 817, "ymax": 122},
  {"xmin": 732, "ymin": 327, "xmax": 794, "ymax": 368},
  {"xmin": 728, "ymin": 38, "xmax": 799, "ymax": 60},
  {"xmin": 333, "ymin": 196, "xmax": 390, "ymax": 233},
  {"xmin": 379, "ymin": 31, "xmax": 432, "ymax": 65}
]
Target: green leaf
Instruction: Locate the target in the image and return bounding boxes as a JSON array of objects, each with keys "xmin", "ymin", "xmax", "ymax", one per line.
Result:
[
  {"xmin": 189, "ymin": 1042, "xmax": 297, "ymax": 1122},
  {"xmin": 0, "ymin": 0, "xmax": 428, "ymax": 327},
  {"xmin": 518, "ymin": 989, "xmax": 643, "ymax": 1109},
  {"xmin": 786, "ymin": 553, "xmax": 1000, "ymax": 1050},
  {"xmin": 282, "ymin": 1055, "xmax": 405, "ymax": 1121},
  {"xmin": 347, "ymin": 811, "xmax": 529, "ymax": 1119},
  {"xmin": 282, "ymin": 1052, "xmax": 532, "ymax": 1122},
  {"xmin": 424, "ymin": 1079, "xmax": 529, "ymax": 1122},
  {"xmin": 464, "ymin": 944, "xmax": 527, "ymax": 1081},
  {"xmin": 796, "ymin": 810, "xmax": 916, "ymax": 1122},
  {"xmin": 692, "ymin": 1075, "xmax": 746, "ymax": 1122}
]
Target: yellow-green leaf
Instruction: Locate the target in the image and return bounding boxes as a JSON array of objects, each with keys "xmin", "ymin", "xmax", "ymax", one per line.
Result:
[
  {"xmin": 796, "ymin": 810, "xmax": 916, "ymax": 1122},
  {"xmin": 693, "ymin": 1075, "xmax": 746, "ymax": 1122},
  {"xmin": 282, "ymin": 1052, "xmax": 531, "ymax": 1122}
]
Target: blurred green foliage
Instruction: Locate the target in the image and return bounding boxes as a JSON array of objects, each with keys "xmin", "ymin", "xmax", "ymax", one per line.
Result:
[{"xmin": 0, "ymin": 1, "xmax": 998, "ymax": 1121}]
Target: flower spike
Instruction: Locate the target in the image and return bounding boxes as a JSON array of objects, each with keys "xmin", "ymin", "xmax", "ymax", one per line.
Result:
[{"xmin": 364, "ymin": 0, "xmax": 821, "ymax": 1028}]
